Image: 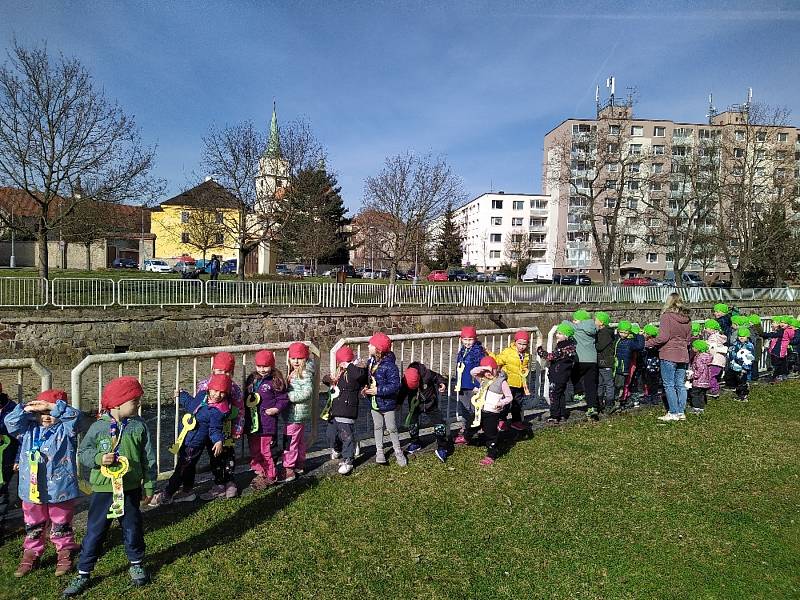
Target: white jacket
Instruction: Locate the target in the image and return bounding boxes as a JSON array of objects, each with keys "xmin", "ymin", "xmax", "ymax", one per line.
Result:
[{"xmin": 469, "ymin": 368, "xmax": 513, "ymax": 414}]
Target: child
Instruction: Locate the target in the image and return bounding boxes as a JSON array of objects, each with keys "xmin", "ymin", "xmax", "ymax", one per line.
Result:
[
  {"xmin": 595, "ymin": 312, "xmax": 615, "ymax": 414},
  {"xmin": 0, "ymin": 383, "xmax": 19, "ymax": 546},
  {"xmin": 4, "ymin": 390, "xmax": 82, "ymax": 578},
  {"xmin": 688, "ymin": 340, "xmax": 712, "ymax": 415},
  {"xmin": 691, "ymin": 321, "xmax": 702, "ymax": 341},
  {"xmin": 789, "ymin": 318, "xmax": 800, "ymax": 377},
  {"xmin": 713, "ymin": 303, "xmax": 733, "ymax": 339},
  {"xmin": 569, "ymin": 311, "xmax": 599, "ymax": 419},
  {"xmin": 748, "ymin": 314, "xmax": 763, "ymax": 379},
  {"xmin": 537, "ymin": 322, "xmax": 577, "ymax": 424},
  {"xmin": 398, "ymin": 362, "xmax": 449, "ymax": 462},
  {"xmin": 704, "ymin": 319, "xmax": 728, "ymax": 399},
  {"xmin": 65, "ymin": 377, "xmax": 156, "ymax": 596},
  {"xmin": 463, "ymin": 357, "xmax": 513, "ymax": 466},
  {"xmin": 762, "ymin": 317, "xmax": 794, "ymax": 383},
  {"xmin": 365, "ymin": 332, "xmax": 406, "ymax": 467},
  {"xmin": 149, "ymin": 374, "xmax": 231, "ymax": 505},
  {"xmin": 244, "ymin": 350, "xmax": 289, "ymax": 489},
  {"xmin": 727, "ymin": 327, "xmax": 755, "ymax": 401},
  {"xmin": 613, "ymin": 321, "xmax": 643, "ymax": 411},
  {"xmin": 283, "ymin": 342, "xmax": 315, "ymax": 482},
  {"xmin": 641, "ymin": 325, "xmax": 663, "ymax": 406},
  {"xmin": 628, "ymin": 324, "xmax": 645, "ymax": 407},
  {"xmin": 493, "ymin": 329, "xmax": 531, "ymax": 430},
  {"xmin": 197, "ymin": 352, "xmax": 244, "ymax": 499},
  {"xmin": 453, "ymin": 326, "xmax": 486, "ymax": 445},
  {"xmin": 323, "ymin": 345, "xmax": 368, "ymax": 475}
]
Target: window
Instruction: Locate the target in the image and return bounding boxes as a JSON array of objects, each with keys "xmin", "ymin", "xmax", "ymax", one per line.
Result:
[
  {"xmin": 654, "ymin": 126, "xmax": 666, "ymax": 137},
  {"xmin": 530, "ymin": 218, "xmax": 546, "ymax": 229},
  {"xmin": 567, "ymin": 231, "xmax": 589, "ymax": 242},
  {"xmin": 629, "ymin": 144, "xmax": 642, "ymax": 155},
  {"xmin": 607, "ymin": 143, "xmax": 619, "ymax": 154},
  {"xmin": 672, "ymin": 146, "xmax": 687, "ymax": 156},
  {"xmin": 489, "ymin": 250, "xmax": 501, "ymax": 259},
  {"xmin": 673, "ymin": 128, "xmax": 692, "ymax": 138},
  {"xmin": 670, "ymin": 182, "xmax": 680, "ymax": 192},
  {"xmin": 627, "ymin": 180, "xmax": 639, "ymax": 191},
  {"xmin": 513, "ymin": 200, "xmax": 524, "ymax": 210},
  {"xmin": 756, "ymin": 131, "xmax": 767, "ymax": 142},
  {"xmin": 529, "ymin": 233, "xmax": 546, "ymax": 244},
  {"xmin": 645, "ymin": 235, "xmax": 656, "ymax": 245},
  {"xmin": 648, "ymin": 218, "xmax": 659, "ymax": 227},
  {"xmin": 756, "ymin": 149, "xmax": 765, "ymax": 160},
  {"xmin": 698, "ymin": 129, "xmax": 712, "ymax": 139},
  {"xmin": 624, "ymin": 252, "xmax": 635, "ymax": 262},
  {"xmin": 651, "ymin": 182, "xmax": 662, "ymax": 191},
  {"xmin": 776, "ymin": 151, "xmax": 787, "ymax": 161},
  {"xmin": 604, "ymin": 197, "xmax": 617, "ymax": 208},
  {"xmin": 569, "ymin": 197, "xmax": 589, "ymax": 208},
  {"xmin": 646, "ymin": 253, "xmax": 658, "ymax": 263},
  {"xmin": 490, "ymin": 233, "xmax": 502, "ymax": 243},
  {"xmin": 653, "ymin": 145, "xmax": 665, "ymax": 155},
  {"xmin": 624, "ymin": 234, "xmax": 636, "ymax": 245},
  {"xmin": 531, "ymin": 199, "xmax": 547, "ymax": 209},
  {"xmin": 666, "ymin": 253, "xmax": 674, "ymax": 263},
  {"xmin": 608, "ymin": 162, "xmax": 619, "ymax": 172},
  {"xmin": 572, "ymin": 123, "xmax": 592, "ymax": 134},
  {"xmin": 609, "ymin": 124, "xmax": 620, "ymax": 135},
  {"xmin": 734, "ymin": 148, "xmax": 745, "ymax": 158},
  {"xmin": 215, "ymin": 212, "xmax": 223, "ymax": 224},
  {"xmin": 735, "ymin": 130, "xmax": 745, "ymax": 141},
  {"xmin": 181, "ymin": 211, "xmax": 190, "ymax": 224},
  {"xmin": 512, "ymin": 217, "xmax": 523, "ymax": 227},
  {"xmin": 605, "ymin": 179, "xmax": 617, "ymax": 190},
  {"xmin": 491, "ymin": 217, "xmax": 503, "ymax": 226},
  {"xmin": 777, "ymin": 132, "xmax": 788, "ymax": 142},
  {"xmin": 733, "ymin": 166, "xmax": 743, "ymax": 176},
  {"xmin": 631, "ymin": 126, "xmax": 644, "ymax": 137},
  {"xmin": 491, "ymin": 199, "xmax": 503, "ymax": 209},
  {"xmin": 181, "ymin": 232, "xmax": 190, "ymax": 243},
  {"xmin": 630, "ymin": 163, "xmax": 641, "ymax": 173},
  {"xmin": 627, "ymin": 197, "xmax": 638, "ymax": 209},
  {"xmin": 653, "ymin": 163, "xmax": 663, "ymax": 174},
  {"xmin": 214, "ymin": 233, "xmax": 224, "ymax": 245},
  {"xmin": 776, "ymin": 168, "xmax": 786, "ymax": 179}
]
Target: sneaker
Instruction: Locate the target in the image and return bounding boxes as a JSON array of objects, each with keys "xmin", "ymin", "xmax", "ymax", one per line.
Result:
[
  {"xmin": 173, "ymin": 489, "xmax": 197, "ymax": 503},
  {"xmin": 199, "ymin": 485, "xmax": 225, "ymax": 501},
  {"xmin": 55, "ymin": 550, "xmax": 74, "ymax": 577},
  {"xmin": 676, "ymin": 413, "xmax": 687, "ymax": 421},
  {"xmin": 454, "ymin": 434, "xmax": 468, "ymax": 446},
  {"xmin": 375, "ymin": 457, "xmax": 388, "ymax": 466},
  {"xmin": 394, "ymin": 451, "xmax": 408, "ymax": 467},
  {"xmin": 283, "ymin": 468, "xmax": 296, "ymax": 483},
  {"xmin": 633, "ymin": 401, "xmax": 640, "ymax": 408},
  {"xmin": 546, "ymin": 417, "xmax": 558, "ymax": 425},
  {"xmin": 497, "ymin": 420, "xmax": 508, "ymax": 432},
  {"xmin": 14, "ymin": 550, "xmax": 39, "ymax": 577},
  {"xmin": 434, "ymin": 448, "xmax": 447, "ymax": 463},
  {"xmin": 707, "ymin": 393, "xmax": 720, "ymax": 399},
  {"xmin": 690, "ymin": 407, "xmax": 704, "ymax": 415},
  {"xmin": 406, "ymin": 442, "xmax": 422, "ymax": 454},
  {"xmin": 63, "ymin": 574, "xmax": 91, "ymax": 597},
  {"xmin": 740, "ymin": 395, "xmax": 749, "ymax": 402},
  {"xmin": 225, "ymin": 482, "xmax": 238, "ymax": 498},
  {"xmin": 573, "ymin": 393, "xmax": 585, "ymax": 403},
  {"xmin": 148, "ymin": 491, "xmax": 173, "ymax": 507},
  {"xmin": 479, "ymin": 456, "xmax": 495, "ymax": 466},
  {"xmin": 585, "ymin": 407, "xmax": 599, "ymax": 421},
  {"xmin": 331, "ymin": 450, "xmax": 342, "ymax": 460},
  {"xmin": 657, "ymin": 413, "xmax": 678, "ymax": 422},
  {"xmin": 129, "ymin": 564, "xmax": 149, "ymax": 587},
  {"xmin": 338, "ymin": 460, "xmax": 353, "ymax": 475},
  {"xmin": 510, "ymin": 421, "xmax": 527, "ymax": 431}
]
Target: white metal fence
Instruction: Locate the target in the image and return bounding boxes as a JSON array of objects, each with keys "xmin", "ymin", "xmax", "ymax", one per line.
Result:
[
  {"xmin": 0, "ymin": 358, "xmax": 52, "ymax": 402},
  {"xmin": 0, "ymin": 277, "xmax": 798, "ymax": 310}
]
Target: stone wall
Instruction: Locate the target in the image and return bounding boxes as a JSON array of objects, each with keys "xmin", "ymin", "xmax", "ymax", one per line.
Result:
[{"xmin": 1, "ymin": 301, "xmax": 797, "ymax": 368}]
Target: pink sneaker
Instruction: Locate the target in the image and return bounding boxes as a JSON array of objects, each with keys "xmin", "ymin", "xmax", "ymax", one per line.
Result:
[
  {"xmin": 224, "ymin": 482, "xmax": 238, "ymax": 498},
  {"xmin": 510, "ymin": 421, "xmax": 527, "ymax": 431},
  {"xmin": 454, "ymin": 434, "xmax": 467, "ymax": 445},
  {"xmin": 479, "ymin": 456, "xmax": 495, "ymax": 466},
  {"xmin": 497, "ymin": 421, "xmax": 508, "ymax": 432}
]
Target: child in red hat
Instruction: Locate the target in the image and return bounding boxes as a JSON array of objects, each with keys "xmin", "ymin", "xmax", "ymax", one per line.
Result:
[
  {"xmin": 492, "ymin": 330, "xmax": 531, "ymax": 432},
  {"xmin": 0, "ymin": 382, "xmax": 20, "ymax": 546},
  {"xmin": 196, "ymin": 351, "xmax": 244, "ymax": 500},
  {"xmin": 323, "ymin": 345, "xmax": 368, "ymax": 475},
  {"xmin": 462, "ymin": 357, "xmax": 513, "ymax": 466},
  {"xmin": 244, "ymin": 350, "xmax": 289, "ymax": 489},
  {"xmin": 149, "ymin": 374, "xmax": 232, "ymax": 507},
  {"xmin": 453, "ymin": 325, "xmax": 486, "ymax": 445},
  {"xmin": 365, "ymin": 332, "xmax": 406, "ymax": 467},
  {"xmin": 4, "ymin": 389, "xmax": 87, "ymax": 578},
  {"xmin": 67, "ymin": 377, "xmax": 156, "ymax": 595},
  {"xmin": 398, "ymin": 362, "xmax": 450, "ymax": 462},
  {"xmin": 283, "ymin": 342, "xmax": 315, "ymax": 482}
]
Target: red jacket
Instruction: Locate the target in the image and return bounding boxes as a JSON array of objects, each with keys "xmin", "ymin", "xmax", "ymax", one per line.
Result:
[{"xmin": 645, "ymin": 310, "xmax": 692, "ymax": 363}]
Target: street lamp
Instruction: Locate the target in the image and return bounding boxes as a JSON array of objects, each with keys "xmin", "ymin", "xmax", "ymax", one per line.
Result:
[{"xmin": 9, "ymin": 205, "xmax": 15, "ymax": 268}]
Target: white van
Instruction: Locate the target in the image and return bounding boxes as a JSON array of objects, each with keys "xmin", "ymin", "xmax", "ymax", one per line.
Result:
[{"xmin": 521, "ymin": 263, "xmax": 554, "ymax": 283}]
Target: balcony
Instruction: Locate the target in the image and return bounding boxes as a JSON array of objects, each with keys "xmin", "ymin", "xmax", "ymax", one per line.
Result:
[
  {"xmin": 566, "ymin": 222, "xmax": 591, "ymax": 232},
  {"xmin": 529, "ymin": 224, "xmax": 548, "ymax": 233},
  {"xmin": 529, "ymin": 241, "xmax": 548, "ymax": 250}
]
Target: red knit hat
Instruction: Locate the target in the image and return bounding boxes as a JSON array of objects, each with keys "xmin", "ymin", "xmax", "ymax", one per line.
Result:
[
  {"xmin": 212, "ymin": 352, "xmax": 235, "ymax": 372},
  {"xmin": 480, "ymin": 356, "xmax": 498, "ymax": 370},
  {"xmin": 403, "ymin": 367, "xmax": 421, "ymax": 390},
  {"xmin": 369, "ymin": 332, "xmax": 391, "ymax": 353},
  {"xmin": 460, "ymin": 326, "xmax": 477, "ymax": 339},
  {"xmin": 287, "ymin": 342, "xmax": 310, "ymax": 360},
  {"xmin": 335, "ymin": 346, "xmax": 354, "ymax": 364},
  {"xmin": 254, "ymin": 350, "xmax": 275, "ymax": 367},
  {"xmin": 102, "ymin": 376, "xmax": 144, "ymax": 410},
  {"xmin": 36, "ymin": 389, "xmax": 67, "ymax": 403},
  {"xmin": 208, "ymin": 373, "xmax": 231, "ymax": 394},
  {"xmin": 514, "ymin": 330, "xmax": 530, "ymax": 342}
]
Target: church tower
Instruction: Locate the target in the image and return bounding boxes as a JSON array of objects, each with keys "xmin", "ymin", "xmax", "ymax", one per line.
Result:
[{"xmin": 256, "ymin": 102, "xmax": 289, "ymax": 200}]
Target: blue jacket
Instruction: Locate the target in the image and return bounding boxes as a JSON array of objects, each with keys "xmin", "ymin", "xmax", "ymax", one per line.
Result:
[
  {"xmin": 0, "ymin": 395, "xmax": 20, "ymax": 471},
  {"xmin": 615, "ymin": 335, "xmax": 644, "ymax": 376},
  {"xmin": 455, "ymin": 342, "xmax": 486, "ymax": 391},
  {"xmin": 4, "ymin": 400, "xmax": 84, "ymax": 504},
  {"xmin": 728, "ymin": 340, "xmax": 755, "ymax": 372},
  {"xmin": 178, "ymin": 390, "xmax": 228, "ymax": 447},
  {"xmin": 368, "ymin": 351, "xmax": 401, "ymax": 412},
  {"xmin": 792, "ymin": 328, "xmax": 800, "ymax": 349}
]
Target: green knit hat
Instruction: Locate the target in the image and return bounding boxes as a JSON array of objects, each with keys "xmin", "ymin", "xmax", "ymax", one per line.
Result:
[
  {"xmin": 732, "ymin": 315, "xmax": 746, "ymax": 326},
  {"xmin": 773, "ymin": 316, "xmax": 784, "ymax": 325},
  {"xmin": 748, "ymin": 314, "xmax": 761, "ymax": 325},
  {"xmin": 789, "ymin": 318, "xmax": 800, "ymax": 328},
  {"xmin": 594, "ymin": 311, "xmax": 610, "ymax": 326},
  {"xmin": 704, "ymin": 319, "xmax": 721, "ymax": 331},
  {"xmin": 737, "ymin": 327, "xmax": 751, "ymax": 338},
  {"xmin": 643, "ymin": 324, "xmax": 659, "ymax": 337},
  {"xmin": 617, "ymin": 320, "xmax": 632, "ymax": 332},
  {"xmin": 556, "ymin": 322, "xmax": 575, "ymax": 337},
  {"xmin": 573, "ymin": 309, "xmax": 591, "ymax": 321},
  {"xmin": 691, "ymin": 339, "xmax": 709, "ymax": 353},
  {"xmin": 691, "ymin": 322, "xmax": 702, "ymax": 336},
  {"xmin": 630, "ymin": 324, "xmax": 641, "ymax": 335},
  {"xmin": 714, "ymin": 303, "xmax": 729, "ymax": 314}
]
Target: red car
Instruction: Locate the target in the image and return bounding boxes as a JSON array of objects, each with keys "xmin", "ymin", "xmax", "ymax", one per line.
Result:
[
  {"xmin": 426, "ymin": 270, "xmax": 449, "ymax": 282},
  {"xmin": 621, "ymin": 276, "xmax": 652, "ymax": 286}
]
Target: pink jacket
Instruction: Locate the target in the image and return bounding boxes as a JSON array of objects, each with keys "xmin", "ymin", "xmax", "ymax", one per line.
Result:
[
  {"xmin": 690, "ymin": 351, "xmax": 713, "ymax": 388},
  {"xmin": 706, "ymin": 331, "xmax": 728, "ymax": 368},
  {"xmin": 768, "ymin": 326, "xmax": 794, "ymax": 358}
]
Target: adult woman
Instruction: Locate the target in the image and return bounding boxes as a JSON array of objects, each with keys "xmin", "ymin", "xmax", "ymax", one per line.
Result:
[{"xmin": 645, "ymin": 292, "xmax": 692, "ymax": 422}]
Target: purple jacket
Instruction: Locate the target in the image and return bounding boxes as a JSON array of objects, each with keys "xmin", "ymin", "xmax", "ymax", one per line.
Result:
[
  {"xmin": 244, "ymin": 372, "xmax": 289, "ymax": 436},
  {"xmin": 690, "ymin": 351, "xmax": 712, "ymax": 388},
  {"xmin": 646, "ymin": 311, "xmax": 691, "ymax": 363}
]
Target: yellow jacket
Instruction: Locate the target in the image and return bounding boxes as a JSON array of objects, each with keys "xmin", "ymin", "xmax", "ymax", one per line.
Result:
[{"xmin": 492, "ymin": 345, "xmax": 530, "ymax": 389}]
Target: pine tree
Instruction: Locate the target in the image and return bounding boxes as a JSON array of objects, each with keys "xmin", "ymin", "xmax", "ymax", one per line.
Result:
[{"xmin": 434, "ymin": 202, "xmax": 464, "ymax": 269}]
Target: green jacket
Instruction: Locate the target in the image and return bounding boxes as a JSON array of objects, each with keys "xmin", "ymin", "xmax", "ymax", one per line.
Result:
[
  {"xmin": 572, "ymin": 319, "xmax": 598, "ymax": 363},
  {"xmin": 78, "ymin": 414, "xmax": 157, "ymax": 496},
  {"xmin": 285, "ymin": 360, "xmax": 316, "ymax": 423}
]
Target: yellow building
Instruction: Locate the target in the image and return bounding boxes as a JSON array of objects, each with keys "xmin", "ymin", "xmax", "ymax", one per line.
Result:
[{"xmin": 150, "ymin": 179, "xmax": 240, "ymax": 261}]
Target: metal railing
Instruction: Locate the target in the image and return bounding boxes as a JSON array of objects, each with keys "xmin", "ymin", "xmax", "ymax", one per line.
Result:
[
  {"xmin": 0, "ymin": 358, "xmax": 53, "ymax": 402},
  {"xmin": 70, "ymin": 342, "xmax": 320, "ymax": 480},
  {"xmin": 0, "ymin": 277, "xmax": 797, "ymax": 309}
]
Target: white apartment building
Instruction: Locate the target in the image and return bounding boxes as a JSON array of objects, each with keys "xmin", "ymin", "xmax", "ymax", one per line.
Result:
[{"xmin": 454, "ymin": 192, "xmax": 552, "ymax": 272}]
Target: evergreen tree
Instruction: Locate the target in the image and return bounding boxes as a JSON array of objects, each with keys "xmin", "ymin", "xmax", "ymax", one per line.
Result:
[{"xmin": 434, "ymin": 202, "xmax": 464, "ymax": 269}]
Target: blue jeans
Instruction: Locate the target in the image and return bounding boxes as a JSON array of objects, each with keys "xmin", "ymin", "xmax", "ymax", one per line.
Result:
[{"xmin": 660, "ymin": 360, "xmax": 687, "ymax": 415}]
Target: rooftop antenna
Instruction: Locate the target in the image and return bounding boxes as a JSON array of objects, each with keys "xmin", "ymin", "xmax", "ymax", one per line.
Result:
[
  {"xmin": 706, "ymin": 91, "xmax": 717, "ymax": 123},
  {"xmin": 606, "ymin": 76, "xmax": 616, "ymax": 106}
]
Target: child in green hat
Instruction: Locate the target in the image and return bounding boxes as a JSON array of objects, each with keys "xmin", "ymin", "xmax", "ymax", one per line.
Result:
[
  {"xmin": 726, "ymin": 327, "xmax": 755, "ymax": 401},
  {"xmin": 612, "ymin": 321, "xmax": 643, "ymax": 412},
  {"xmin": 537, "ymin": 323, "xmax": 578, "ymax": 424},
  {"xmin": 641, "ymin": 324, "xmax": 663, "ymax": 407},
  {"xmin": 594, "ymin": 312, "xmax": 615, "ymax": 413},
  {"xmin": 703, "ymin": 319, "xmax": 727, "ymax": 398},
  {"xmin": 713, "ymin": 303, "xmax": 732, "ymax": 338},
  {"xmin": 688, "ymin": 339, "xmax": 712, "ymax": 414},
  {"xmin": 747, "ymin": 314, "xmax": 763, "ymax": 380}
]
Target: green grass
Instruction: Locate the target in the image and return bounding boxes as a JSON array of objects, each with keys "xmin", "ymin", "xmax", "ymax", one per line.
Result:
[{"xmin": 2, "ymin": 385, "xmax": 799, "ymax": 599}]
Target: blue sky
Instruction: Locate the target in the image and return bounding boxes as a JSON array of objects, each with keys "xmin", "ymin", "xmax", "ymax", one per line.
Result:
[{"xmin": 3, "ymin": 1, "xmax": 800, "ymax": 214}]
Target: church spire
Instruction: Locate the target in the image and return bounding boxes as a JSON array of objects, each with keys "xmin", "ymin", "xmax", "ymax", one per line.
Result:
[{"xmin": 267, "ymin": 100, "xmax": 281, "ymax": 158}]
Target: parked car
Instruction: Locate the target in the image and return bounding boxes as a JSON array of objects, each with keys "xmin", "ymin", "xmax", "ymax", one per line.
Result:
[
  {"xmin": 221, "ymin": 259, "xmax": 237, "ymax": 274},
  {"xmin": 521, "ymin": 263, "xmax": 554, "ymax": 283},
  {"xmin": 664, "ymin": 272, "xmax": 705, "ymax": 287},
  {"xmin": 555, "ymin": 274, "xmax": 577, "ymax": 285},
  {"xmin": 474, "ymin": 272, "xmax": 489, "ymax": 282},
  {"xmin": 447, "ymin": 269, "xmax": 470, "ymax": 282},
  {"xmin": 576, "ymin": 274, "xmax": 593, "ymax": 286},
  {"xmin": 648, "ymin": 278, "xmax": 673, "ymax": 287},
  {"xmin": 275, "ymin": 263, "xmax": 291, "ymax": 276},
  {"xmin": 427, "ymin": 270, "xmax": 449, "ymax": 282},
  {"xmin": 491, "ymin": 273, "xmax": 510, "ymax": 284},
  {"xmin": 621, "ymin": 276, "xmax": 652, "ymax": 287},
  {"xmin": 143, "ymin": 259, "xmax": 172, "ymax": 273},
  {"xmin": 710, "ymin": 279, "xmax": 731, "ymax": 288},
  {"xmin": 112, "ymin": 257, "xmax": 138, "ymax": 269},
  {"xmin": 293, "ymin": 265, "xmax": 313, "ymax": 277},
  {"xmin": 329, "ymin": 265, "xmax": 357, "ymax": 279},
  {"xmin": 172, "ymin": 260, "xmax": 197, "ymax": 273}
]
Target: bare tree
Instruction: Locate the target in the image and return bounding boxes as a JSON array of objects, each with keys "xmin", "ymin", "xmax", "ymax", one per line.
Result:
[
  {"xmin": 179, "ymin": 207, "xmax": 226, "ymax": 263},
  {"xmin": 61, "ymin": 200, "xmax": 133, "ymax": 270},
  {"xmin": 362, "ymin": 152, "xmax": 465, "ymax": 283},
  {"xmin": 0, "ymin": 41, "xmax": 160, "ymax": 278},
  {"xmin": 503, "ymin": 229, "xmax": 532, "ymax": 280}
]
